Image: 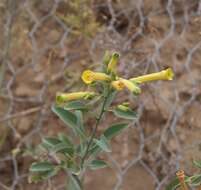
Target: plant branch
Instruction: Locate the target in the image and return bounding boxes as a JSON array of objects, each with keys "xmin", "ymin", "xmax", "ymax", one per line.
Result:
[{"xmin": 81, "ymin": 89, "xmax": 110, "ymax": 167}]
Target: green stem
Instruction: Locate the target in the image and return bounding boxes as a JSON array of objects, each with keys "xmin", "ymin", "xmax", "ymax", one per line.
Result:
[
  {"xmin": 81, "ymin": 89, "xmax": 110, "ymax": 167},
  {"xmin": 66, "ymin": 172, "xmax": 82, "ymax": 190},
  {"xmin": 72, "ymin": 174, "xmax": 82, "ymax": 189}
]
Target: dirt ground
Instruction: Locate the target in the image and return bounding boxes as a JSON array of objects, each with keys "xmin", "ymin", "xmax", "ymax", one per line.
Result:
[{"xmin": 0, "ymin": 0, "xmax": 201, "ymax": 190}]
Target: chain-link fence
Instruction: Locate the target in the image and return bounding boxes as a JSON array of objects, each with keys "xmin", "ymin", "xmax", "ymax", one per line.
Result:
[{"xmin": 0, "ymin": 0, "xmax": 201, "ymax": 189}]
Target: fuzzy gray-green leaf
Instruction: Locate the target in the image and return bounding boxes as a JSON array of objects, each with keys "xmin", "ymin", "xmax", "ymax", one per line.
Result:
[
  {"xmin": 30, "ymin": 161, "xmax": 54, "ymax": 172},
  {"xmin": 104, "ymin": 123, "xmax": 129, "ymax": 140},
  {"xmin": 95, "ymin": 135, "xmax": 111, "ymax": 152},
  {"xmin": 89, "ymin": 160, "xmax": 108, "ymax": 170},
  {"xmin": 52, "ymin": 105, "xmax": 77, "ymax": 129},
  {"xmin": 113, "ymin": 107, "xmax": 137, "ymax": 120}
]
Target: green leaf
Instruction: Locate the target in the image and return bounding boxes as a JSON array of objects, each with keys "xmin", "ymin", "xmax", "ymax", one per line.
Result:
[
  {"xmin": 52, "ymin": 106, "xmax": 86, "ymax": 139},
  {"xmin": 41, "ymin": 137, "xmax": 61, "ymax": 149},
  {"xmin": 75, "ymin": 111, "xmax": 84, "ymax": 130},
  {"xmin": 67, "ymin": 174, "xmax": 82, "ymax": 190},
  {"xmin": 53, "ymin": 142, "xmax": 74, "ymax": 156},
  {"xmin": 76, "ymin": 141, "xmax": 87, "ymax": 157},
  {"xmin": 43, "ymin": 137, "xmax": 61, "ymax": 146},
  {"xmin": 166, "ymin": 178, "xmax": 180, "ymax": 190},
  {"xmin": 65, "ymin": 160, "xmax": 80, "ymax": 175},
  {"xmin": 88, "ymin": 123, "xmax": 129, "ymax": 157},
  {"xmin": 64, "ymin": 101, "xmax": 87, "ymax": 111},
  {"xmin": 52, "ymin": 105, "xmax": 77, "ymax": 129},
  {"xmin": 42, "ymin": 169, "xmax": 59, "ymax": 178},
  {"xmin": 41, "ymin": 136, "xmax": 74, "ymax": 156},
  {"xmin": 104, "ymin": 123, "xmax": 129, "ymax": 140},
  {"xmin": 30, "ymin": 161, "xmax": 54, "ymax": 172},
  {"xmin": 113, "ymin": 106, "xmax": 137, "ymax": 120},
  {"xmin": 89, "ymin": 160, "xmax": 108, "ymax": 170},
  {"xmin": 189, "ymin": 175, "xmax": 201, "ymax": 186},
  {"xmin": 193, "ymin": 160, "xmax": 201, "ymax": 169},
  {"xmin": 58, "ymin": 133, "xmax": 73, "ymax": 147},
  {"xmin": 29, "ymin": 169, "xmax": 59, "ymax": 183},
  {"xmin": 95, "ymin": 135, "xmax": 111, "ymax": 152},
  {"xmin": 74, "ymin": 110, "xmax": 86, "ymax": 140}
]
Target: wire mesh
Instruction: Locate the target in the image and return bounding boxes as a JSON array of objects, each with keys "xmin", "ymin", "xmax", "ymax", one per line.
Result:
[{"xmin": 0, "ymin": 0, "xmax": 201, "ymax": 189}]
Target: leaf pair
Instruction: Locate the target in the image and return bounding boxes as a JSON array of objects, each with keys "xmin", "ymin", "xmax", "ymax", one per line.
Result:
[
  {"xmin": 88, "ymin": 123, "xmax": 130, "ymax": 159},
  {"xmin": 29, "ymin": 161, "xmax": 59, "ymax": 183},
  {"xmin": 41, "ymin": 135, "xmax": 74, "ymax": 157}
]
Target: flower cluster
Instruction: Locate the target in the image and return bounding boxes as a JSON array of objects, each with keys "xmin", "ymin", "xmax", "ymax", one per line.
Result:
[{"xmin": 56, "ymin": 52, "xmax": 174, "ymax": 104}]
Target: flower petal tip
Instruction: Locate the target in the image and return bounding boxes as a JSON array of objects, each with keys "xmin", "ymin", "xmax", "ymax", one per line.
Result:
[
  {"xmin": 81, "ymin": 70, "xmax": 94, "ymax": 84},
  {"xmin": 56, "ymin": 92, "xmax": 64, "ymax": 104},
  {"xmin": 112, "ymin": 52, "xmax": 120, "ymax": 59},
  {"xmin": 166, "ymin": 68, "xmax": 174, "ymax": 80},
  {"xmin": 111, "ymin": 80, "xmax": 125, "ymax": 90}
]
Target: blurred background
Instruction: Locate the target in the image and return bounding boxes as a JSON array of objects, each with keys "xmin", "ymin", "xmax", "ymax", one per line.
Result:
[{"xmin": 0, "ymin": 0, "xmax": 201, "ymax": 189}]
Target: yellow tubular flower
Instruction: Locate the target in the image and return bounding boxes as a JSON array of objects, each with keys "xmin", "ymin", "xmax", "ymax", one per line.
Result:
[
  {"xmin": 112, "ymin": 78, "xmax": 141, "ymax": 94},
  {"xmin": 111, "ymin": 80, "xmax": 125, "ymax": 90},
  {"xmin": 107, "ymin": 52, "xmax": 120, "ymax": 73},
  {"xmin": 120, "ymin": 78, "xmax": 141, "ymax": 94},
  {"xmin": 130, "ymin": 68, "xmax": 174, "ymax": 84},
  {"xmin": 81, "ymin": 70, "xmax": 111, "ymax": 84},
  {"xmin": 56, "ymin": 91, "xmax": 95, "ymax": 104}
]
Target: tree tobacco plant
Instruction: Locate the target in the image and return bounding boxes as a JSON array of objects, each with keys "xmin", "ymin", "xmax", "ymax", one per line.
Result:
[{"xmin": 29, "ymin": 51, "xmax": 174, "ymax": 189}]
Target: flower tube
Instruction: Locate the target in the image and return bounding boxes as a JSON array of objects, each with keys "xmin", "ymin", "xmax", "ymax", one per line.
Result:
[
  {"xmin": 130, "ymin": 68, "xmax": 174, "ymax": 84},
  {"xmin": 107, "ymin": 52, "xmax": 120, "ymax": 73},
  {"xmin": 81, "ymin": 70, "xmax": 111, "ymax": 84},
  {"xmin": 112, "ymin": 78, "xmax": 141, "ymax": 94},
  {"xmin": 56, "ymin": 91, "xmax": 95, "ymax": 104}
]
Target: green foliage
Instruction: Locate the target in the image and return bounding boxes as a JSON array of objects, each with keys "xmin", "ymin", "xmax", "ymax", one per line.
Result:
[
  {"xmin": 190, "ymin": 174, "xmax": 201, "ymax": 186},
  {"xmin": 58, "ymin": 133, "xmax": 74, "ymax": 147},
  {"xmin": 64, "ymin": 101, "xmax": 87, "ymax": 111},
  {"xmin": 113, "ymin": 105, "xmax": 137, "ymax": 120},
  {"xmin": 104, "ymin": 123, "xmax": 129, "ymax": 140},
  {"xmin": 193, "ymin": 160, "xmax": 201, "ymax": 169},
  {"xmin": 104, "ymin": 91, "xmax": 117, "ymax": 110},
  {"xmin": 30, "ymin": 161, "xmax": 54, "ymax": 172},
  {"xmin": 89, "ymin": 160, "xmax": 108, "ymax": 170},
  {"xmin": 95, "ymin": 135, "xmax": 111, "ymax": 153},
  {"xmin": 52, "ymin": 106, "xmax": 77, "ymax": 129},
  {"xmin": 52, "ymin": 105, "xmax": 86, "ymax": 140},
  {"xmin": 40, "ymin": 135, "xmax": 75, "ymax": 157},
  {"xmin": 166, "ymin": 178, "xmax": 180, "ymax": 190},
  {"xmin": 29, "ymin": 161, "xmax": 59, "ymax": 183},
  {"xmin": 166, "ymin": 177, "xmax": 190, "ymax": 190},
  {"xmin": 67, "ymin": 174, "xmax": 82, "ymax": 190},
  {"xmin": 28, "ymin": 52, "xmax": 142, "ymax": 190}
]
